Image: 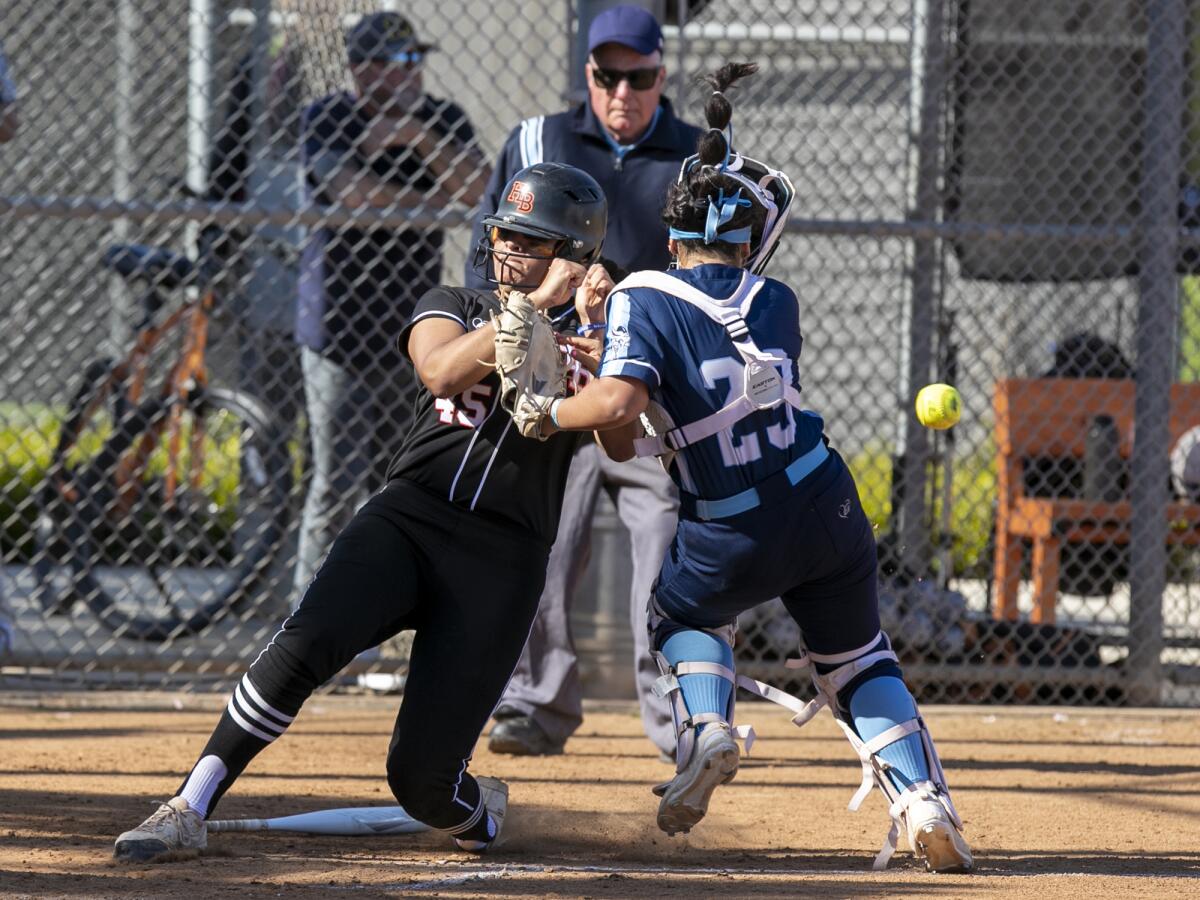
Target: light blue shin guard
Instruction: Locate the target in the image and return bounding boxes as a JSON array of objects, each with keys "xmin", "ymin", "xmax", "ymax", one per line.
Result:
[
  {"xmin": 661, "ymin": 629, "xmax": 735, "ymax": 732},
  {"xmin": 797, "ymin": 632, "xmax": 964, "ymax": 869},
  {"xmin": 849, "ymin": 676, "xmax": 931, "ymax": 794}
]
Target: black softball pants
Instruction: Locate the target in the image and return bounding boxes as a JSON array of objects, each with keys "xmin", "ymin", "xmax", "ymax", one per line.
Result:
[{"xmin": 184, "ymin": 478, "xmax": 551, "ymax": 832}]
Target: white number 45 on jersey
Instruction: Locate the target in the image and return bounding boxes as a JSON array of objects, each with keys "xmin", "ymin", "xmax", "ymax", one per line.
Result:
[{"xmin": 435, "ymin": 385, "xmax": 493, "ymax": 429}]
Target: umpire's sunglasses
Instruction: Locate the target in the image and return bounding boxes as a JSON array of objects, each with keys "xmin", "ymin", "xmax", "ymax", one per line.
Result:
[{"xmin": 588, "ymin": 60, "xmax": 661, "ymax": 92}]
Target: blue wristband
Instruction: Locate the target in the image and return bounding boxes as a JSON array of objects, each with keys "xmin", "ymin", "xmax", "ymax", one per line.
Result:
[
  {"xmin": 549, "ymin": 398, "xmax": 564, "ymax": 429},
  {"xmin": 576, "ymin": 322, "xmax": 606, "ymax": 336}
]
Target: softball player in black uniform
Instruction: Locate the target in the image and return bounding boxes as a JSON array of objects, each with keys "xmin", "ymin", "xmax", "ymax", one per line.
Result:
[{"xmin": 114, "ymin": 162, "xmax": 611, "ymax": 861}]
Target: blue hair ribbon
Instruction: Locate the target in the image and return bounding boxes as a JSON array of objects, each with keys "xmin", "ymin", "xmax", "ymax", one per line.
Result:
[
  {"xmin": 703, "ymin": 188, "xmax": 749, "ymax": 241},
  {"xmin": 667, "ymin": 224, "xmax": 752, "ymax": 244},
  {"xmin": 667, "ymin": 187, "xmax": 748, "ymax": 244},
  {"xmin": 668, "ymin": 187, "xmax": 752, "ymax": 244}
]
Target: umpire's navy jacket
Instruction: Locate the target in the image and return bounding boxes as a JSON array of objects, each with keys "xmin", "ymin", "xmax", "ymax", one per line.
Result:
[{"xmin": 464, "ymin": 98, "xmax": 701, "ymax": 287}]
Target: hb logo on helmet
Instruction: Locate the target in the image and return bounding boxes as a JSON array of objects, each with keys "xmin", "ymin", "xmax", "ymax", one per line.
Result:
[{"xmin": 506, "ymin": 181, "xmax": 535, "ymax": 213}]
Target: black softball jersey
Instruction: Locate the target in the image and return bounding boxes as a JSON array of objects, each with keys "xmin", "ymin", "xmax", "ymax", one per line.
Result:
[{"xmin": 389, "ymin": 286, "xmax": 584, "ymax": 545}]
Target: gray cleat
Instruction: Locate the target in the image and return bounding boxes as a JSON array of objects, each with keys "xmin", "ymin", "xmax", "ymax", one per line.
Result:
[
  {"xmin": 653, "ymin": 724, "xmax": 739, "ymax": 836},
  {"xmin": 114, "ymin": 796, "xmax": 207, "ymax": 862}
]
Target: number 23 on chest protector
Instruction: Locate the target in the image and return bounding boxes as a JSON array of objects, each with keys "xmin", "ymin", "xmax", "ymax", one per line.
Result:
[{"xmin": 700, "ymin": 355, "xmax": 797, "ymax": 467}]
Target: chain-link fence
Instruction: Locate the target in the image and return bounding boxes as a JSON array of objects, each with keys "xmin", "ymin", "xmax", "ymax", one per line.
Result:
[{"xmin": 1, "ymin": 0, "xmax": 1199, "ymax": 706}]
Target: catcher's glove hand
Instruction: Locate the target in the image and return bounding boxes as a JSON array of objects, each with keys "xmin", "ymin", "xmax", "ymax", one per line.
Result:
[{"xmin": 493, "ymin": 290, "xmax": 567, "ymax": 441}]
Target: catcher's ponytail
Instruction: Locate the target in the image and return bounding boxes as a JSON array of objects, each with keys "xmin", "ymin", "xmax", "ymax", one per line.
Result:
[
  {"xmin": 662, "ymin": 61, "xmax": 765, "ymax": 263},
  {"xmin": 695, "ymin": 62, "xmax": 758, "ymax": 169}
]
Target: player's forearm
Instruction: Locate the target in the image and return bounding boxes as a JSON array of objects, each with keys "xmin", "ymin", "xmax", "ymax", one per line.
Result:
[
  {"xmin": 552, "ymin": 377, "xmax": 648, "ymax": 431},
  {"xmin": 415, "ymin": 322, "xmax": 498, "ymax": 399}
]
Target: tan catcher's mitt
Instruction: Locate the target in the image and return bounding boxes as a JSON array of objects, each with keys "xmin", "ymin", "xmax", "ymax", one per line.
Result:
[{"xmin": 492, "ymin": 290, "xmax": 568, "ymax": 440}]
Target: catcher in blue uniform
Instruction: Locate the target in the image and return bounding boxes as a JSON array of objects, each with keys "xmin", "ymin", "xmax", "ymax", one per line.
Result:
[{"xmin": 515, "ymin": 62, "xmax": 973, "ymax": 873}]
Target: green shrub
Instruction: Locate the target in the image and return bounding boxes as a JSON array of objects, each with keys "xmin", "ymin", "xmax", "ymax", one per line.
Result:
[
  {"xmin": 0, "ymin": 404, "xmax": 58, "ymax": 561},
  {"xmin": 846, "ymin": 441, "xmax": 997, "ymax": 578},
  {"xmin": 0, "ymin": 403, "xmax": 248, "ymax": 563},
  {"xmin": 1181, "ymin": 278, "xmax": 1200, "ymax": 382}
]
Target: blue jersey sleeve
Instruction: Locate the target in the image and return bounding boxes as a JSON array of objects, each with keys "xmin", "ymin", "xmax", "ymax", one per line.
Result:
[{"xmin": 598, "ymin": 289, "xmax": 665, "ymax": 390}]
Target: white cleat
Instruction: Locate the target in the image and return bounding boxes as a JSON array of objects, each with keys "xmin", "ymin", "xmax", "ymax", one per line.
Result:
[
  {"xmin": 114, "ymin": 796, "xmax": 207, "ymax": 862},
  {"xmin": 906, "ymin": 795, "xmax": 974, "ymax": 873},
  {"xmin": 653, "ymin": 724, "xmax": 739, "ymax": 836},
  {"xmin": 453, "ymin": 776, "xmax": 509, "ymax": 853}
]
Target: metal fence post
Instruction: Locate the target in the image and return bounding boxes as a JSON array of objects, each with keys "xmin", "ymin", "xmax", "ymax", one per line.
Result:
[
  {"xmin": 108, "ymin": 0, "xmax": 137, "ymax": 355},
  {"xmin": 896, "ymin": 0, "xmax": 947, "ymax": 580},
  {"xmin": 1127, "ymin": 0, "xmax": 1187, "ymax": 706},
  {"xmin": 188, "ymin": 0, "xmax": 216, "ymax": 198}
]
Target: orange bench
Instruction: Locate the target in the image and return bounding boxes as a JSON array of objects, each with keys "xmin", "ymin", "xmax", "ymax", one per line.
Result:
[{"xmin": 992, "ymin": 377, "xmax": 1200, "ymax": 624}]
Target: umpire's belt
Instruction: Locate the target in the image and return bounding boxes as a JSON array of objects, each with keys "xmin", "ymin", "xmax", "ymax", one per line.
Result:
[{"xmin": 679, "ymin": 441, "xmax": 830, "ymax": 521}]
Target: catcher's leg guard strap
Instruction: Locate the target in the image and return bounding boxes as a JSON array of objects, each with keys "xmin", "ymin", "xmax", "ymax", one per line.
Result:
[
  {"xmin": 851, "ymin": 677, "xmax": 930, "ymax": 796},
  {"xmin": 793, "ymin": 633, "xmax": 963, "ymax": 870},
  {"xmin": 661, "ymin": 630, "xmax": 734, "ymax": 731},
  {"xmin": 649, "ymin": 600, "xmax": 753, "ymax": 769}
]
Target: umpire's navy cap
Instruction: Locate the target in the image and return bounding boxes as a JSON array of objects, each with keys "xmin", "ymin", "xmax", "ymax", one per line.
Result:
[
  {"xmin": 346, "ymin": 11, "xmax": 437, "ymax": 63},
  {"xmin": 587, "ymin": 5, "xmax": 664, "ymax": 56}
]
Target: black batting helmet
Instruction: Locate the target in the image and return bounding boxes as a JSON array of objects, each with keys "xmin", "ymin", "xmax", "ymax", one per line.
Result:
[{"xmin": 473, "ymin": 163, "xmax": 608, "ymax": 286}]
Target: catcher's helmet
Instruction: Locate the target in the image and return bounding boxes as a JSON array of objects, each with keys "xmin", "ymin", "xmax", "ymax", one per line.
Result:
[
  {"xmin": 672, "ymin": 151, "xmax": 795, "ymax": 275},
  {"xmin": 474, "ymin": 163, "xmax": 608, "ymax": 286}
]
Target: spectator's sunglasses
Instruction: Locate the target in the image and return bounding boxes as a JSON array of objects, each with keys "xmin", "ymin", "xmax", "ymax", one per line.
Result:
[
  {"xmin": 382, "ymin": 50, "xmax": 424, "ymax": 70},
  {"xmin": 588, "ymin": 60, "xmax": 662, "ymax": 92}
]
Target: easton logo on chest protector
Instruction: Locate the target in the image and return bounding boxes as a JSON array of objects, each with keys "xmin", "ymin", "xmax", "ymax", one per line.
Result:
[
  {"xmin": 506, "ymin": 181, "xmax": 535, "ymax": 213},
  {"xmin": 745, "ymin": 359, "xmax": 784, "ymax": 408}
]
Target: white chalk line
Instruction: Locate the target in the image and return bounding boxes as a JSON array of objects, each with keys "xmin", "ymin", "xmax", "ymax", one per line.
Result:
[{"xmin": 318, "ymin": 859, "xmax": 1200, "ymax": 890}]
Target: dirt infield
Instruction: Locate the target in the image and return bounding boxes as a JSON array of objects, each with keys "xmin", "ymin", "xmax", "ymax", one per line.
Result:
[{"xmin": 1, "ymin": 694, "xmax": 1198, "ymax": 898}]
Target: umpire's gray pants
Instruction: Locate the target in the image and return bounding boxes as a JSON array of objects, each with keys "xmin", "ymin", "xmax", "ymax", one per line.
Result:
[{"xmin": 499, "ymin": 443, "xmax": 679, "ymax": 755}]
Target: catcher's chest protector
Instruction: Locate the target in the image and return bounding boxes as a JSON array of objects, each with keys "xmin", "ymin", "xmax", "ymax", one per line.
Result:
[{"xmin": 611, "ymin": 270, "xmax": 806, "ymax": 460}]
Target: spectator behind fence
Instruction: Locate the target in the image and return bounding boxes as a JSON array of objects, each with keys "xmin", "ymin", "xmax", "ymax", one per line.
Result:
[
  {"xmin": 294, "ymin": 11, "xmax": 488, "ymax": 603},
  {"xmin": 205, "ymin": 37, "xmax": 308, "ymax": 614},
  {"xmin": 465, "ymin": 5, "xmax": 701, "ymax": 759},
  {"xmin": 0, "ymin": 37, "xmax": 18, "ymax": 142}
]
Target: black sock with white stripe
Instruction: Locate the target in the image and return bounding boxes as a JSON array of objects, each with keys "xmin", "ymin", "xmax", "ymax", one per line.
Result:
[{"xmin": 175, "ymin": 673, "xmax": 299, "ymax": 818}]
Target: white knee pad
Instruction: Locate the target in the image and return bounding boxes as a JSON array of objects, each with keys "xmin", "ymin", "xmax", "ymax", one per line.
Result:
[{"xmin": 791, "ymin": 632, "xmax": 963, "ymax": 869}]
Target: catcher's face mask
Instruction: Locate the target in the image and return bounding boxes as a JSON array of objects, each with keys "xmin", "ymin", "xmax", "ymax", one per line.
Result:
[
  {"xmin": 486, "ymin": 227, "xmax": 563, "ymax": 290},
  {"xmin": 673, "ymin": 151, "xmax": 796, "ymax": 275}
]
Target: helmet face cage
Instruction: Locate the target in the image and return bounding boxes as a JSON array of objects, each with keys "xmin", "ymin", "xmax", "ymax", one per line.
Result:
[
  {"xmin": 472, "ymin": 163, "xmax": 608, "ymax": 288},
  {"xmin": 473, "ymin": 225, "xmax": 564, "ymax": 290},
  {"xmin": 674, "ymin": 152, "xmax": 795, "ymax": 275}
]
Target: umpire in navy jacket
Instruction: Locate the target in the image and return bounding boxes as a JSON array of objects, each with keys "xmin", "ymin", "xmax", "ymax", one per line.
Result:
[{"xmin": 466, "ymin": 5, "xmax": 700, "ymax": 759}]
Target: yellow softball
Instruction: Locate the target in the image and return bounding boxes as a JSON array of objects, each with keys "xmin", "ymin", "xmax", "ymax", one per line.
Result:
[{"xmin": 915, "ymin": 383, "xmax": 961, "ymax": 430}]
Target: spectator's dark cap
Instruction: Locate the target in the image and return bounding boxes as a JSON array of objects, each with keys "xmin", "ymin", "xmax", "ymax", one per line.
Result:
[
  {"xmin": 587, "ymin": 5, "xmax": 664, "ymax": 56},
  {"xmin": 346, "ymin": 12, "xmax": 436, "ymax": 64}
]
